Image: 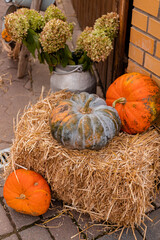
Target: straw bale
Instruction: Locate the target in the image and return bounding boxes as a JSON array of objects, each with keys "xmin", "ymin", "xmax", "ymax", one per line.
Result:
[{"xmin": 6, "ymin": 90, "xmax": 160, "ymax": 228}]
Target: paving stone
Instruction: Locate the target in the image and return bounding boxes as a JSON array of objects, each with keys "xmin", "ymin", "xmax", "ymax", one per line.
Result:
[
  {"xmin": 0, "ymin": 122, "xmax": 14, "ymax": 147},
  {"xmin": 56, "ymin": 1, "xmax": 64, "ymax": 12},
  {"xmin": 66, "ymin": 16, "xmax": 81, "ymax": 30},
  {"xmin": 72, "ymin": 29, "xmax": 82, "ymax": 48},
  {"xmin": 0, "ymin": 94, "xmax": 12, "ymax": 110},
  {"xmin": 154, "ymin": 191, "xmax": 160, "ymax": 208},
  {"xmin": 0, "ymin": 1, "xmax": 159, "ymax": 240},
  {"xmin": 6, "ymin": 206, "xmax": 40, "ymax": 229},
  {"xmin": 6, "ymin": 95, "xmax": 32, "ymax": 117},
  {"xmin": 0, "ymin": 103, "xmax": 8, "ymax": 114},
  {"xmin": 24, "ymin": 79, "xmax": 32, "ymax": 90},
  {"xmin": 0, "ymin": 142, "xmax": 11, "ymax": 151},
  {"xmin": 70, "ymin": 210, "xmax": 109, "ymax": 239},
  {"xmin": 31, "ymin": 59, "xmax": 50, "ymax": 95},
  {"xmin": 71, "ymin": 210, "xmax": 143, "ymax": 239},
  {"xmin": 96, "ymin": 85, "xmax": 104, "ymax": 98},
  {"xmin": 0, "ymin": 204, "xmax": 13, "ymax": 235},
  {"xmin": 3, "ymin": 234, "xmax": 19, "ymax": 240},
  {"xmin": 98, "ymin": 228, "xmax": 143, "ymax": 240},
  {"xmin": 139, "ymin": 208, "xmax": 160, "ymax": 240},
  {"xmin": 0, "ymin": 87, "xmax": 6, "ymax": 97},
  {"xmin": 1, "ymin": 57, "xmax": 18, "ymax": 74},
  {"xmin": 0, "ymin": 187, "xmax": 4, "ymax": 197},
  {"xmin": 19, "ymin": 225, "xmax": 53, "ymax": 240},
  {"xmin": 47, "ymin": 214, "xmax": 79, "ymax": 240},
  {"xmin": 62, "ymin": 0, "xmax": 76, "ymax": 16},
  {"xmin": 42, "ymin": 199, "xmax": 63, "ymax": 219},
  {"xmin": 0, "ymin": 177, "xmax": 5, "ymax": 197},
  {"xmin": 3, "ymin": 80, "xmax": 30, "ymax": 100}
]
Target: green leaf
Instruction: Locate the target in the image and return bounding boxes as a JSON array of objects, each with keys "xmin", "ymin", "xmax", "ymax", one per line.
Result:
[
  {"xmin": 44, "ymin": 52, "xmax": 52, "ymax": 65},
  {"xmin": 80, "ymin": 53, "xmax": 92, "ymax": 71},
  {"xmin": 23, "ymin": 29, "xmax": 41, "ymax": 57},
  {"xmin": 78, "ymin": 54, "xmax": 85, "ymax": 64},
  {"xmin": 43, "ymin": 52, "xmax": 54, "ymax": 72},
  {"xmin": 32, "ymin": 34, "xmax": 40, "ymax": 50},
  {"xmin": 23, "ymin": 29, "xmax": 37, "ymax": 57},
  {"xmin": 23, "ymin": 39, "xmax": 35, "ymax": 57},
  {"xmin": 55, "ymin": 52, "xmax": 60, "ymax": 65},
  {"xmin": 57, "ymin": 48, "xmax": 69, "ymax": 67},
  {"xmin": 49, "ymin": 65, "xmax": 53, "ymax": 72},
  {"xmin": 68, "ymin": 59, "xmax": 75, "ymax": 65},
  {"xmin": 38, "ymin": 51, "xmax": 45, "ymax": 64},
  {"xmin": 64, "ymin": 44, "xmax": 72, "ymax": 59},
  {"xmin": 50, "ymin": 55, "xmax": 57, "ymax": 66},
  {"xmin": 61, "ymin": 55, "xmax": 69, "ymax": 67}
]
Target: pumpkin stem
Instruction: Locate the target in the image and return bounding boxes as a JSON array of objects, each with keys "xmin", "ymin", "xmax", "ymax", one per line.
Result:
[
  {"xmin": 80, "ymin": 98, "xmax": 93, "ymax": 114},
  {"xmin": 16, "ymin": 194, "xmax": 26, "ymax": 199},
  {"xmin": 112, "ymin": 97, "xmax": 126, "ymax": 108}
]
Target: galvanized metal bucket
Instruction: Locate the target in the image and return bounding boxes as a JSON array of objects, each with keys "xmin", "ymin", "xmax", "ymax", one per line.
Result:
[
  {"xmin": 9, "ymin": 0, "xmax": 55, "ymax": 11},
  {"xmin": 0, "ymin": 148, "xmax": 10, "ymax": 169},
  {"xmin": 50, "ymin": 65, "xmax": 97, "ymax": 94}
]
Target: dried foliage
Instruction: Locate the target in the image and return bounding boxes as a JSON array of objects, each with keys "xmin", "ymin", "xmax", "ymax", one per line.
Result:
[{"xmin": 5, "ymin": 90, "xmax": 160, "ymax": 229}]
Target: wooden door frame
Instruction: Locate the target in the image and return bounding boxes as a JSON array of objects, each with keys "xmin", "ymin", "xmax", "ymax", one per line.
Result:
[{"xmin": 112, "ymin": 0, "xmax": 131, "ymax": 81}]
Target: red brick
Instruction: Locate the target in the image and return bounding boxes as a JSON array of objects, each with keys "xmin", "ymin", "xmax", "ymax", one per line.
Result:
[
  {"xmin": 128, "ymin": 43, "xmax": 144, "ymax": 65},
  {"xmin": 144, "ymin": 53, "xmax": 160, "ymax": 76},
  {"xmin": 127, "ymin": 59, "xmax": 151, "ymax": 76},
  {"xmin": 152, "ymin": 74, "xmax": 160, "ymax": 87},
  {"xmin": 148, "ymin": 18, "xmax": 160, "ymax": 39},
  {"xmin": 130, "ymin": 27, "xmax": 155, "ymax": 54},
  {"xmin": 156, "ymin": 41, "xmax": 160, "ymax": 58},
  {"xmin": 133, "ymin": 0, "xmax": 159, "ymax": 17},
  {"xmin": 131, "ymin": 8, "xmax": 148, "ymax": 31}
]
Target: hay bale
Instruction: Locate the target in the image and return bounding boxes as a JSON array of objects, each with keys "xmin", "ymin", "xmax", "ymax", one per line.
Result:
[{"xmin": 7, "ymin": 90, "xmax": 160, "ymax": 228}]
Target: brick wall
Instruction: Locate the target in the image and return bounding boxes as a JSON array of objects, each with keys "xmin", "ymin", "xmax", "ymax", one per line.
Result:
[{"xmin": 127, "ymin": 0, "xmax": 160, "ymax": 86}]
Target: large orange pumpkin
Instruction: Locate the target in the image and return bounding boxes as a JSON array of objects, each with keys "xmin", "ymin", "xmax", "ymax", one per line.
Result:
[
  {"xmin": 3, "ymin": 169, "xmax": 51, "ymax": 216},
  {"xmin": 106, "ymin": 72, "xmax": 160, "ymax": 134}
]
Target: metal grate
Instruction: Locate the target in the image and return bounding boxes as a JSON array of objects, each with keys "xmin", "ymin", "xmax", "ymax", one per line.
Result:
[{"xmin": 0, "ymin": 148, "xmax": 10, "ymax": 168}]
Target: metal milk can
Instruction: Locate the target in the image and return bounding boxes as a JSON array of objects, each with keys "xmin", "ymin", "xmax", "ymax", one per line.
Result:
[
  {"xmin": 4, "ymin": 0, "xmax": 56, "ymax": 11},
  {"xmin": 50, "ymin": 65, "xmax": 97, "ymax": 94}
]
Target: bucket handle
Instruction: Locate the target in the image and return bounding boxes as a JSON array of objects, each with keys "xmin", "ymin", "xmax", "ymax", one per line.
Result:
[{"xmin": 53, "ymin": 65, "xmax": 83, "ymax": 75}]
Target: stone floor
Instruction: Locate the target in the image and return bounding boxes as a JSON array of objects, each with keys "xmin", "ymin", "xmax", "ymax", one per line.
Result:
[{"xmin": 0, "ymin": 0, "xmax": 160, "ymax": 239}]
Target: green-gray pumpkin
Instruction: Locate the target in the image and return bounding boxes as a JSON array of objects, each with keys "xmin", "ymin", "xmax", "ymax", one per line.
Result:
[{"xmin": 50, "ymin": 92, "xmax": 121, "ymax": 150}]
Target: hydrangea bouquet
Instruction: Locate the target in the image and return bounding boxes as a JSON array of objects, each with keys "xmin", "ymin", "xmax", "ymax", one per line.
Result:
[{"xmin": 4, "ymin": 4, "xmax": 119, "ymax": 72}]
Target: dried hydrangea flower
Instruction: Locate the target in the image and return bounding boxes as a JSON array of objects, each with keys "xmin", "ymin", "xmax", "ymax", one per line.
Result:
[
  {"xmin": 5, "ymin": 12, "xmax": 29, "ymax": 42},
  {"xmin": 76, "ymin": 27, "xmax": 93, "ymax": 51},
  {"xmin": 16, "ymin": 8, "xmax": 45, "ymax": 32},
  {"xmin": 76, "ymin": 28, "xmax": 113, "ymax": 62},
  {"xmin": 44, "ymin": 4, "xmax": 66, "ymax": 23},
  {"xmin": 40, "ymin": 18, "xmax": 72, "ymax": 53},
  {"xmin": 94, "ymin": 12, "xmax": 119, "ymax": 41}
]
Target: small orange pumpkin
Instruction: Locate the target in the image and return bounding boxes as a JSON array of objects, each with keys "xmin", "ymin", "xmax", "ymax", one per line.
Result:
[
  {"xmin": 1, "ymin": 28, "xmax": 12, "ymax": 42},
  {"xmin": 3, "ymin": 169, "xmax": 51, "ymax": 216},
  {"xmin": 106, "ymin": 72, "xmax": 160, "ymax": 134}
]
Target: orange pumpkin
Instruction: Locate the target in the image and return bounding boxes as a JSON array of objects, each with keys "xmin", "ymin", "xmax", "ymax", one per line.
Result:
[
  {"xmin": 3, "ymin": 169, "xmax": 51, "ymax": 216},
  {"xmin": 106, "ymin": 72, "xmax": 160, "ymax": 134},
  {"xmin": 1, "ymin": 28, "xmax": 12, "ymax": 42}
]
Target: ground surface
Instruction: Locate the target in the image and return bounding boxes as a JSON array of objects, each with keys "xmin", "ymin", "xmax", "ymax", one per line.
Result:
[{"xmin": 0, "ymin": 1, "xmax": 160, "ymax": 239}]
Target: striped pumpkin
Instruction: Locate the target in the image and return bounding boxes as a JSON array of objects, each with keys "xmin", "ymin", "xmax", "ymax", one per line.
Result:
[{"xmin": 50, "ymin": 92, "xmax": 121, "ymax": 150}]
